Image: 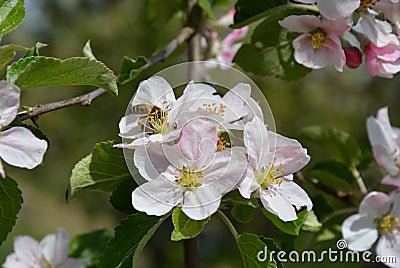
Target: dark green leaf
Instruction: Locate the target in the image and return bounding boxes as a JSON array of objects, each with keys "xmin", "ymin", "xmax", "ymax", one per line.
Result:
[
  {"xmin": 303, "ymin": 169, "xmax": 354, "ymax": 192},
  {"xmin": 98, "ymin": 213, "xmax": 169, "ymax": 268},
  {"xmin": 7, "ymin": 56, "xmax": 118, "ymax": 95},
  {"xmin": 237, "ymin": 233, "xmax": 282, "ymax": 268},
  {"xmin": 171, "ymin": 207, "xmax": 210, "ymax": 241},
  {"xmin": 109, "ymin": 177, "xmax": 138, "ymax": 215},
  {"xmin": 0, "ymin": 44, "xmax": 28, "ymax": 69},
  {"xmin": 261, "ymin": 208, "xmax": 308, "ymax": 236},
  {"xmin": 83, "ymin": 40, "xmax": 96, "ymax": 60},
  {"xmin": 118, "ymin": 56, "xmax": 148, "ymax": 85},
  {"xmin": 258, "ymin": 237, "xmax": 283, "ymax": 268},
  {"xmin": 311, "ymin": 161, "xmax": 355, "ymax": 183},
  {"xmin": 0, "ymin": 176, "xmax": 23, "ymax": 247},
  {"xmin": 233, "ymin": 0, "xmax": 286, "ymax": 27},
  {"xmin": 198, "ymin": 0, "xmax": 215, "ymax": 19},
  {"xmin": 0, "ymin": 0, "xmax": 25, "ymax": 37},
  {"xmin": 223, "ymin": 189, "xmax": 258, "ymax": 208},
  {"xmin": 69, "ymin": 141, "xmax": 131, "ymax": 195},
  {"xmin": 299, "ymin": 126, "xmax": 361, "ymax": 166},
  {"xmin": 70, "ymin": 229, "xmax": 113, "ymax": 264},
  {"xmin": 231, "ymin": 203, "xmax": 254, "ymax": 223}
]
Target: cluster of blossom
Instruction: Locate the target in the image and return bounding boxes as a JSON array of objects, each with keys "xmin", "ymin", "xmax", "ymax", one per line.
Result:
[
  {"xmin": 342, "ymin": 107, "xmax": 400, "ymax": 267},
  {"xmin": 0, "ymin": 81, "xmax": 48, "ymax": 179},
  {"xmin": 2, "ymin": 228, "xmax": 87, "ymax": 268},
  {"xmin": 116, "ymin": 76, "xmax": 312, "ymax": 222},
  {"xmin": 279, "ymin": 0, "xmax": 400, "ymax": 78}
]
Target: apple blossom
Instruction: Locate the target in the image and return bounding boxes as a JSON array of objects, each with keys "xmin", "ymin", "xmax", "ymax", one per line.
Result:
[
  {"xmin": 238, "ymin": 116, "xmax": 312, "ymax": 222},
  {"xmin": 279, "ymin": 15, "xmax": 350, "ymax": 71},
  {"xmin": 358, "ymin": 13, "xmax": 399, "ymax": 48},
  {"xmin": 0, "ymin": 81, "xmax": 48, "ymax": 178},
  {"xmin": 367, "ymin": 107, "xmax": 400, "ymax": 187},
  {"xmin": 342, "ymin": 191, "xmax": 400, "ymax": 267},
  {"xmin": 2, "ymin": 228, "xmax": 87, "ymax": 268},
  {"xmin": 131, "ymin": 118, "xmax": 247, "ymax": 220},
  {"xmin": 364, "ymin": 41, "xmax": 400, "ymax": 78}
]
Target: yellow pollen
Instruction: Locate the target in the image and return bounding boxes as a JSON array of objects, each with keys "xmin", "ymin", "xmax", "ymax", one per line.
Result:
[
  {"xmin": 255, "ymin": 163, "xmax": 285, "ymax": 189},
  {"xmin": 176, "ymin": 164, "xmax": 203, "ymax": 189},
  {"xmin": 359, "ymin": 0, "xmax": 379, "ymax": 9},
  {"xmin": 311, "ymin": 29, "xmax": 326, "ymax": 50},
  {"xmin": 216, "ymin": 137, "xmax": 231, "ymax": 152},
  {"xmin": 199, "ymin": 103, "xmax": 226, "ymax": 117},
  {"xmin": 145, "ymin": 106, "xmax": 169, "ymax": 134},
  {"xmin": 376, "ymin": 214, "xmax": 400, "ymax": 234}
]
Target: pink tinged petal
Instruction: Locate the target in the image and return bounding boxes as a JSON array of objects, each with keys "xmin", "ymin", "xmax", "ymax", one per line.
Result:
[
  {"xmin": 0, "ymin": 159, "xmax": 4, "ymax": 179},
  {"xmin": 0, "ymin": 81, "xmax": 20, "ymax": 126},
  {"xmin": 278, "ymin": 180, "xmax": 313, "ymax": 211},
  {"xmin": 293, "ymin": 34, "xmax": 331, "ymax": 69},
  {"xmin": 182, "ymin": 187, "xmax": 221, "ymax": 220},
  {"xmin": 324, "ymin": 35, "xmax": 346, "ymax": 72},
  {"xmin": 377, "ymin": 107, "xmax": 398, "ymax": 141},
  {"xmin": 341, "ymin": 214, "xmax": 378, "ymax": 251},
  {"xmin": 0, "ymin": 127, "xmax": 47, "ymax": 169},
  {"xmin": 58, "ymin": 258, "xmax": 89, "ymax": 268},
  {"xmin": 376, "ymin": 235, "xmax": 400, "ymax": 268},
  {"xmin": 118, "ymin": 114, "xmax": 143, "ymax": 139},
  {"xmin": 260, "ymin": 188, "xmax": 298, "ymax": 222},
  {"xmin": 279, "ymin": 15, "xmax": 321, "ymax": 33},
  {"xmin": 134, "ymin": 143, "xmax": 175, "ymax": 181},
  {"xmin": 132, "ymin": 179, "xmax": 183, "ymax": 216},
  {"xmin": 244, "ymin": 117, "xmax": 272, "ymax": 170},
  {"xmin": 360, "ymin": 14, "xmax": 399, "ymax": 47},
  {"xmin": 321, "ymin": 16, "xmax": 351, "ymax": 34},
  {"xmin": 222, "ymin": 27, "xmax": 248, "ymax": 47},
  {"xmin": 178, "ymin": 118, "xmax": 218, "ymax": 163},
  {"xmin": 382, "ymin": 174, "xmax": 400, "ymax": 188},
  {"xmin": 367, "ymin": 117, "xmax": 399, "ymax": 175},
  {"xmin": 13, "ymin": 236, "xmax": 42, "ymax": 265},
  {"xmin": 40, "ymin": 228, "xmax": 70, "ymax": 266},
  {"xmin": 132, "ymin": 76, "xmax": 176, "ymax": 109},
  {"xmin": 317, "ymin": 0, "xmax": 359, "ymax": 20},
  {"xmin": 359, "ymin": 191, "xmax": 392, "ymax": 217}
]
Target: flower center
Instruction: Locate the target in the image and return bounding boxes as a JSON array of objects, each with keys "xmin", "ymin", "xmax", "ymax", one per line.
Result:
[
  {"xmin": 376, "ymin": 214, "xmax": 400, "ymax": 234},
  {"xmin": 359, "ymin": 0, "xmax": 379, "ymax": 9},
  {"xmin": 143, "ymin": 105, "xmax": 170, "ymax": 134},
  {"xmin": 255, "ymin": 163, "xmax": 285, "ymax": 189},
  {"xmin": 176, "ymin": 164, "xmax": 203, "ymax": 189},
  {"xmin": 216, "ymin": 136, "xmax": 230, "ymax": 152},
  {"xmin": 199, "ymin": 103, "xmax": 226, "ymax": 117},
  {"xmin": 311, "ymin": 29, "xmax": 326, "ymax": 50}
]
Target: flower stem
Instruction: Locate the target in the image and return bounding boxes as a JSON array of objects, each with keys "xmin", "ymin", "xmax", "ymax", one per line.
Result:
[
  {"xmin": 351, "ymin": 165, "xmax": 367, "ymax": 195},
  {"xmin": 184, "ymin": 238, "xmax": 200, "ymax": 268}
]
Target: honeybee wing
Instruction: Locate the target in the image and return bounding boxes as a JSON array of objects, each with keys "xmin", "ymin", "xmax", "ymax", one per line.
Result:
[{"xmin": 130, "ymin": 98, "xmax": 153, "ymax": 115}]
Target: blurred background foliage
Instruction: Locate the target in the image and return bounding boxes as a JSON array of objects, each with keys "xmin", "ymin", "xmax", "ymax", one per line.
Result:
[{"xmin": 0, "ymin": 0, "xmax": 399, "ymax": 267}]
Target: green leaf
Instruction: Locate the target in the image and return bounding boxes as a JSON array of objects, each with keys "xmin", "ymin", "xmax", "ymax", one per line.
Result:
[
  {"xmin": 98, "ymin": 213, "xmax": 169, "ymax": 268},
  {"xmin": 233, "ymin": 0, "xmax": 286, "ymax": 27},
  {"xmin": 171, "ymin": 207, "xmax": 210, "ymax": 241},
  {"xmin": 109, "ymin": 177, "xmax": 138, "ymax": 215},
  {"xmin": 233, "ymin": 6, "xmax": 312, "ymax": 80},
  {"xmin": 118, "ymin": 56, "xmax": 148, "ymax": 85},
  {"xmin": 261, "ymin": 208, "xmax": 308, "ymax": 236},
  {"xmin": 301, "ymin": 210, "xmax": 322, "ymax": 232},
  {"xmin": 7, "ymin": 56, "xmax": 118, "ymax": 95},
  {"xmin": 0, "ymin": 44, "xmax": 28, "ymax": 69},
  {"xmin": 198, "ymin": 0, "xmax": 215, "ymax": 19},
  {"xmin": 0, "ymin": 0, "xmax": 25, "ymax": 37},
  {"xmin": 299, "ymin": 126, "xmax": 361, "ymax": 166},
  {"xmin": 24, "ymin": 42, "xmax": 47, "ymax": 57},
  {"xmin": 83, "ymin": 40, "xmax": 96, "ymax": 60},
  {"xmin": 69, "ymin": 141, "xmax": 131, "ymax": 195},
  {"xmin": 237, "ymin": 233, "xmax": 282, "ymax": 268},
  {"xmin": 70, "ymin": 229, "xmax": 113, "ymax": 265},
  {"xmin": 231, "ymin": 203, "xmax": 255, "ymax": 223},
  {"xmin": 0, "ymin": 176, "xmax": 23, "ymax": 247}
]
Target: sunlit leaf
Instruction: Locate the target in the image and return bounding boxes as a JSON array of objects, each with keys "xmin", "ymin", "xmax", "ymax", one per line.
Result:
[
  {"xmin": 0, "ymin": 0, "xmax": 25, "ymax": 37},
  {"xmin": 171, "ymin": 207, "xmax": 210, "ymax": 241}
]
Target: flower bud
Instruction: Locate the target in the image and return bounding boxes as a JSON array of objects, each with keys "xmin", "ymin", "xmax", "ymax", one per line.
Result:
[{"xmin": 344, "ymin": 46, "xmax": 363, "ymax": 69}]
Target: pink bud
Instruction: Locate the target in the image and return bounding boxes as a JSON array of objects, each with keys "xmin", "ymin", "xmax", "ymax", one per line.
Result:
[{"xmin": 344, "ymin": 47, "xmax": 363, "ymax": 69}]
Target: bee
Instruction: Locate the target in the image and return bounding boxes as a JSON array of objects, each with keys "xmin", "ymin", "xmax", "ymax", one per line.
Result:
[{"xmin": 130, "ymin": 98, "xmax": 155, "ymax": 115}]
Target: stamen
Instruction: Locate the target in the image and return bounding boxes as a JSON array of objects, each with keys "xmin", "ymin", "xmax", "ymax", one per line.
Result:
[
  {"xmin": 359, "ymin": 0, "xmax": 379, "ymax": 9},
  {"xmin": 255, "ymin": 163, "xmax": 285, "ymax": 189},
  {"xmin": 216, "ymin": 137, "xmax": 231, "ymax": 152},
  {"xmin": 176, "ymin": 164, "xmax": 203, "ymax": 189},
  {"xmin": 311, "ymin": 28, "xmax": 326, "ymax": 50},
  {"xmin": 376, "ymin": 214, "xmax": 400, "ymax": 234}
]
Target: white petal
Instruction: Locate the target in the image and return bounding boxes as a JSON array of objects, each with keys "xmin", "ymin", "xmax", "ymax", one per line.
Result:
[
  {"xmin": 279, "ymin": 15, "xmax": 320, "ymax": 33},
  {"xmin": 132, "ymin": 179, "xmax": 183, "ymax": 216},
  {"xmin": 132, "ymin": 76, "xmax": 176, "ymax": 109},
  {"xmin": 279, "ymin": 180, "xmax": 313, "ymax": 211},
  {"xmin": 359, "ymin": 192, "xmax": 392, "ymax": 218},
  {"xmin": 376, "ymin": 235, "xmax": 400, "ymax": 267},
  {"xmin": 182, "ymin": 187, "xmax": 221, "ymax": 220},
  {"xmin": 317, "ymin": 0, "xmax": 359, "ymax": 20},
  {"xmin": 0, "ymin": 127, "xmax": 47, "ymax": 169},
  {"xmin": 13, "ymin": 236, "xmax": 42, "ymax": 265},
  {"xmin": 260, "ymin": 188, "xmax": 298, "ymax": 222},
  {"xmin": 0, "ymin": 81, "xmax": 20, "ymax": 126},
  {"xmin": 238, "ymin": 167, "xmax": 259, "ymax": 199},
  {"xmin": 382, "ymin": 174, "xmax": 400, "ymax": 188},
  {"xmin": 360, "ymin": 14, "xmax": 399, "ymax": 47},
  {"xmin": 0, "ymin": 159, "xmax": 5, "ymax": 178},
  {"xmin": 341, "ymin": 214, "xmax": 378, "ymax": 251},
  {"xmin": 2, "ymin": 253, "xmax": 29, "ymax": 268},
  {"xmin": 40, "ymin": 228, "xmax": 70, "ymax": 266},
  {"xmin": 118, "ymin": 114, "xmax": 143, "ymax": 139}
]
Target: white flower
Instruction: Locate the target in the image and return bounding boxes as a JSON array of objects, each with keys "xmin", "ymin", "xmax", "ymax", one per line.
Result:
[
  {"xmin": 3, "ymin": 228, "xmax": 87, "ymax": 268},
  {"xmin": 238, "ymin": 116, "xmax": 312, "ymax": 221},
  {"xmin": 342, "ymin": 191, "xmax": 400, "ymax": 267},
  {"xmin": 131, "ymin": 117, "xmax": 247, "ymax": 220},
  {"xmin": 0, "ymin": 81, "xmax": 48, "ymax": 178},
  {"xmin": 367, "ymin": 107, "xmax": 400, "ymax": 187}
]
